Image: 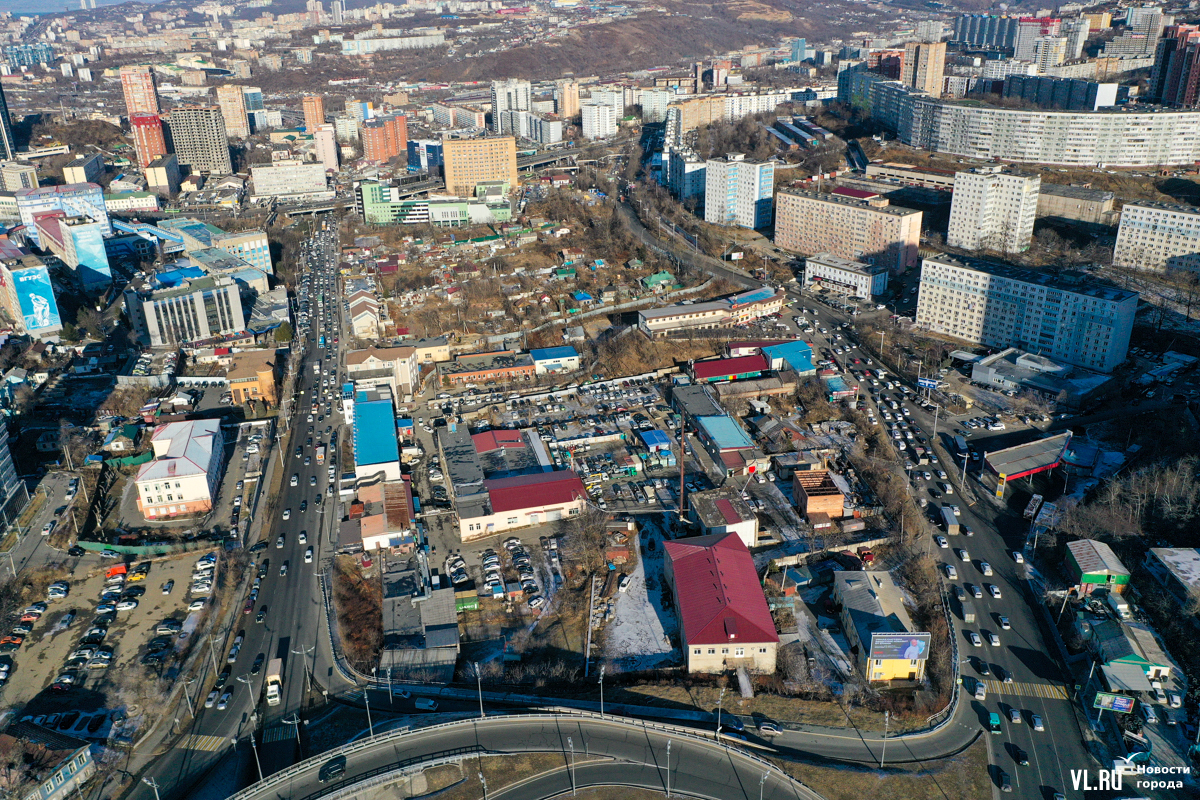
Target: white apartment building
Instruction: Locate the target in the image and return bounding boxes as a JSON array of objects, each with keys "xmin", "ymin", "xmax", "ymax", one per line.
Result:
[
  {"xmin": 667, "ymin": 148, "xmax": 706, "ymax": 200},
  {"xmin": 581, "ymin": 103, "xmax": 617, "ymax": 139},
  {"xmin": 637, "ymin": 89, "xmax": 672, "ymax": 122},
  {"xmin": 703, "ymin": 153, "xmax": 774, "ymax": 230},
  {"xmin": 250, "ymin": 160, "xmax": 330, "ymax": 200},
  {"xmin": 803, "ymin": 253, "xmax": 889, "ymax": 299},
  {"xmin": 134, "ymin": 419, "xmax": 225, "ymax": 519},
  {"xmin": 915, "ymin": 254, "xmax": 1136, "ymax": 373},
  {"xmin": 946, "ymin": 167, "xmax": 1040, "ymax": 254},
  {"xmin": 587, "ymin": 88, "xmax": 625, "ymax": 119},
  {"xmin": 490, "ymin": 79, "xmax": 531, "ymax": 133},
  {"xmin": 1114, "ymin": 202, "xmax": 1200, "ymax": 272}
]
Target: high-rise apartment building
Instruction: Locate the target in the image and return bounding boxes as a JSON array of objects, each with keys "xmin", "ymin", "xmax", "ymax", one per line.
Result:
[
  {"xmin": 1061, "ymin": 18, "xmax": 1090, "ymax": 60},
  {"xmin": 703, "ymin": 153, "xmax": 774, "ymax": 230},
  {"xmin": 360, "ymin": 114, "xmax": 408, "ymax": 163},
  {"xmin": 581, "ymin": 103, "xmax": 617, "ymax": 139},
  {"xmin": 441, "ymin": 136, "xmax": 517, "ymax": 197},
  {"xmin": 0, "ymin": 84, "xmax": 13, "ymax": 162},
  {"xmin": 637, "ymin": 89, "xmax": 672, "ymax": 123},
  {"xmin": 1104, "ymin": 6, "xmax": 1167, "ymax": 56},
  {"xmin": 900, "ymin": 41, "xmax": 946, "ymax": 95},
  {"xmin": 166, "ymin": 106, "xmax": 233, "ymax": 175},
  {"xmin": 0, "ymin": 422, "xmax": 25, "ymax": 527},
  {"xmin": 915, "ymin": 254, "xmax": 1136, "ymax": 373},
  {"xmin": 313, "ymin": 123, "xmax": 339, "ymax": 172},
  {"xmin": 946, "ymin": 167, "xmax": 1040, "ymax": 254},
  {"xmin": 1013, "ymin": 17, "xmax": 1062, "ymax": 60},
  {"xmin": 215, "ymin": 85, "xmax": 250, "ymax": 139},
  {"xmin": 302, "ymin": 94, "xmax": 326, "ymax": 131},
  {"xmin": 1033, "ymin": 37, "xmax": 1069, "ymax": 70},
  {"xmin": 555, "ymin": 80, "xmax": 580, "ymax": 119},
  {"xmin": 774, "ymin": 188, "xmax": 922, "ymax": 271},
  {"xmin": 490, "ymin": 79, "xmax": 531, "ymax": 133},
  {"xmin": 1150, "ymin": 24, "xmax": 1200, "ymax": 107},
  {"xmin": 1113, "ymin": 201, "xmax": 1200, "ymax": 272},
  {"xmin": 119, "ymin": 65, "xmax": 160, "ymax": 117},
  {"xmin": 952, "ymin": 14, "xmax": 1019, "ymax": 48},
  {"xmin": 130, "ymin": 113, "xmax": 168, "ymax": 169}
]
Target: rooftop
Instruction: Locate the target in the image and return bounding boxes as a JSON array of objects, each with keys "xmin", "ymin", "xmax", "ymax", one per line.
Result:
[
  {"xmin": 691, "ymin": 490, "xmax": 756, "ymax": 529},
  {"xmin": 640, "ymin": 301, "xmax": 729, "ymax": 320},
  {"xmin": 696, "ymin": 415, "xmax": 755, "ymax": 450},
  {"xmin": 136, "ymin": 419, "xmax": 221, "ymax": 483},
  {"xmin": 983, "ymin": 432, "xmax": 1072, "ymax": 481},
  {"xmin": 1068, "ymin": 539, "xmax": 1130, "ymax": 578},
  {"xmin": 778, "ymin": 187, "xmax": 921, "ymax": 217},
  {"xmin": 922, "ymin": 254, "xmax": 1137, "ymax": 304},
  {"xmin": 806, "ymin": 252, "xmax": 889, "ymax": 276},
  {"xmin": 834, "ymin": 570, "xmax": 918, "ymax": 650},
  {"xmin": 353, "ymin": 398, "xmax": 400, "ymax": 468},
  {"xmin": 1148, "ymin": 548, "xmax": 1200, "ymax": 594},
  {"xmin": 664, "ymin": 533, "xmax": 778, "ymax": 646},
  {"xmin": 692, "ymin": 354, "xmax": 768, "ymax": 381},
  {"xmin": 439, "ymin": 351, "xmax": 534, "ymax": 376},
  {"xmin": 1039, "ymin": 183, "xmax": 1115, "ymax": 202},
  {"xmin": 529, "ymin": 346, "xmax": 579, "ymax": 361},
  {"xmin": 484, "ymin": 470, "xmax": 585, "ymax": 514},
  {"xmin": 439, "ymin": 426, "xmax": 485, "ymax": 497}
]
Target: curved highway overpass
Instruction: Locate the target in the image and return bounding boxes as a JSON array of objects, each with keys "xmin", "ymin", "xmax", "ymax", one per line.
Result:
[{"xmin": 227, "ymin": 712, "xmax": 821, "ymax": 800}]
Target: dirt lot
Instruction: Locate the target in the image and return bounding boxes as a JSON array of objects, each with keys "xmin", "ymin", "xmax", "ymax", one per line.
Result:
[{"xmin": 3, "ymin": 549, "xmax": 223, "ymax": 724}]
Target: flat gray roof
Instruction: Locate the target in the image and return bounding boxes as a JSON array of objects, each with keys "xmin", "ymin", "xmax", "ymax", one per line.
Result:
[{"xmin": 983, "ymin": 432, "xmax": 1072, "ymax": 479}]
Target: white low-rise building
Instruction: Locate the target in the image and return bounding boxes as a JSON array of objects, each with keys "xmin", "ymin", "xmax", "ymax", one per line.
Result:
[
  {"xmin": 134, "ymin": 419, "xmax": 225, "ymax": 519},
  {"xmin": 803, "ymin": 252, "xmax": 889, "ymax": 299}
]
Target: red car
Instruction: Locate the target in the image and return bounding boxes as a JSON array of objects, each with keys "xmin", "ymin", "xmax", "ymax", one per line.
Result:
[{"xmin": 243, "ymin": 600, "xmax": 254, "ymax": 615}]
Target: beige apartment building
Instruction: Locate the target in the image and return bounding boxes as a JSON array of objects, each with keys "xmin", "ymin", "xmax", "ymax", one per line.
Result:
[
  {"xmin": 441, "ymin": 137, "xmax": 518, "ymax": 198},
  {"xmin": 774, "ymin": 188, "xmax": 922, "ymax": 272},
  {"xmin": 901, "ymin": 41, "xmax": 947, "ymax": 95}
]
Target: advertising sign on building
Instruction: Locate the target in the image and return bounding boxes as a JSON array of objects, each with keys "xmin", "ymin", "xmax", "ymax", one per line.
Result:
[
  {"xmin": 869, "ymin": 632, "xmax": 931, "ymax": 661},
  {"xmin": 14, "ymin": 265, "xmax": 62, "ymax": 334}
]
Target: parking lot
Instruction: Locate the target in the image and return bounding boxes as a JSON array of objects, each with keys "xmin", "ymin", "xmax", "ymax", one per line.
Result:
[{"xmin": 4, "ymin": 549, "xmax": 227, "ymax": 732}]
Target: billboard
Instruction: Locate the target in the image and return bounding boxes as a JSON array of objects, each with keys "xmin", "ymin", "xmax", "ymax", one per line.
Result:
[
  {"xmin": 69, "ymin": 224, "xmax": 112, "ymax": 291},
  {"xmin": 1094, "ymin": 692, "xmax": 1135, "ymax": 713},
  {"xmin": 917, "ymin": 377, "xmax": 939, "ymax": 390},
  {"xmin": 13, "ymin": 265, "xmax": 62, "ymax": 335},
  {"xmin": 869, "ymin": 632, "xmax": 931, "ymax": 661}
]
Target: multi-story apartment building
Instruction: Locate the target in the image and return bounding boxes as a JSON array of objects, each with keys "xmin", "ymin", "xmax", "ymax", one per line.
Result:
[
  {"xmin": 555, "ymin": 80, "xmax": 580, "ymax": 119},
  {"xmin": 1150, "ymin": 24, "xmax": 1200, "ymax": 107},
  {"xmin": 803, "ymin": 253, "xmax": 890, "ymax": 299},
  {"xmin": 774, "ymin": 188, "xmax": 922, "ymax": 271},
  {"xmin": 1003, "ymin": 75, "xmax": 1120, "ymax": 110},
  {"xmin": 1113, "ymin": 202, "xmax": 1200, "ymax": 272},
  {"xmin": 915, "ymin": 254, "xmax": 1136, "ymax": 372},
  {"xmin": 491, "ymin": 79, "xmax": 531, "ymax": 133},
  {"xmin": 0, "ymin": 161, "xmax": 36, "ymax": 192},
  {"xmin": 146, "ymin": 154, "xmax": 181, "ymax": 196},
  {"xmin": 16, "ymin": 183, "xmax": 109, "ymax": 248},
  {"xmin": 667, "ymin": 148, "xmax": 706, "ymax": 200},
  {"xmin": 900, "ymin": 41, "xmax": 946, "ymax": 95},
  {"xmin": 843, "ymin": 70, "xmax": 1200, "ymax": 166},
  {"xmin": 313, "ymin": 123, "xmax": 339, "ymax": 172},
  {"xmin": 952, "ymin": 13, "xmax": 1019, "ymax": 47},
  {"xmin": 215, "ymin": 85, "xmax": 250, "ymax": 138},
  {"xmin": 123, "ymin": 274, "xmax": 246, "ymax": 347},
  {"xmin": 440, "ymin": 137, "xmax": 518, "ymax": 198},
  {"xmin": 946, "ymin": 167, "xmax": 1040, "ymax": 254},
  {"xmin": 302, "ymin": 94, "xmax": 325, "ymax": 130},
  {"xmin": 119, "ymin": 65, "xmax": 159, "ymax": 116},
  {"xmin": 0, "ymin": 254, "xmax": 61, "ymax": 338},
  {"xmin": 581, "ymin": 103, "xmax": 617, "ymax": 139},
  {"xmin": 130, "ymin": 113, "xmax": 168, "ymax": 168},
  {"xmin": 703, "ymin": 153, "xmax": 774, "ymax": 230},
  {"xmin": 134, "ymin": 419, "xmax": 225, "ymax": 519},
  {"xmin": 167, "ymin": 107, "xmax": 232, "ymax": 175},
  {"xmin": 1013, "ymin": 17, "xmax": 1062, "ymax": 60},
  {"xmin": 360, "ymin": 114, "xmax": 408, "ymax": 163}
]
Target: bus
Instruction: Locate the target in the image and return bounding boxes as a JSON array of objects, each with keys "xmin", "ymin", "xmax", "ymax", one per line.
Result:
[{"xmin": 319, "ymin": 335, "xmax": 325, "ymax": 349}]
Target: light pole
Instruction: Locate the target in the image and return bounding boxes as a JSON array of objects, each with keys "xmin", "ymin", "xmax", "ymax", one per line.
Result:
[
  {"xmin": 760, "ymin": 771, "xmax": 768, "ymax": 800},
  {"xmin": 364, "ymin": 680, "xmax": 374, "ymax": 737},
  {"xmin": 141, "ymin": 777, "xmax": 160, "ymax": 800},
  {"xmin": 665, "ymin": 740, "xmax": 671, "ymax": 798},
  {"xmin": 880, "ymin": 710, "xmax": 889, "ymax": 768},
  {"xmin": 567, "ymin": 736, "xmax": 576, "ymax": 796},
  {"xmin": 291, "ymin": 645, "xmax": 315, "ymax": 694},
  {"xmin": 183, "ymin": 679, "xmax": 196, "ymax": 718},
  {"xmin": 473, "ymin": 662, "xmax": 484, "ymax": 719},
  {"xmin": 716, "ymin": 687, "xmax": 726, "ymax": 740},
  {"xmin": 598, "ymin": 665, "xmax": 605, "ymax": 718},
  {"xmin": 282, "ymin": 713, "xmax": 304, "ymax": 758},
  {"xmin": 207, "ymin": 634, "xmax": 220, "ymax": 673},
  {"xmin": 479, "ymin": 772, "xmax": 488, "ymax": 800}
]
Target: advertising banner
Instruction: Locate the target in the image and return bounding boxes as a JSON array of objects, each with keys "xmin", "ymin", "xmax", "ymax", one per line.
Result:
[
  {"xmin": 13, "ymin": 265, "xmax": 61, "ymax": 334},
  {"xmin": 869, "ymin": 632, "xmax": 931, "ymax": 661}
]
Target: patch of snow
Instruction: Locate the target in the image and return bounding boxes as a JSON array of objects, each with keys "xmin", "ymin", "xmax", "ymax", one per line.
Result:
[{"xmin": 602, "ymin": 514, "xmax": 678, "ymax": 674}]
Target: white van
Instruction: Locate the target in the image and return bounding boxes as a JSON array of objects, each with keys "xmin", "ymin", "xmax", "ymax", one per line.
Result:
[{"xmin": 414, "ymin": 698, "xmax": 438, "ymax": 711}]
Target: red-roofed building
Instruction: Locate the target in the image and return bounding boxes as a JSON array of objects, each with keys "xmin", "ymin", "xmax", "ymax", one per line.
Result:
[
  {"xmin": 665, "ymin": 533, "xmax": 778, "ymax": 674},
  {"xmin": 471, "ymin": 429, "xmax": 525, "ymax": 454},
  {"xmin": 690, "ymin": 353, "xmax": 768, "ymax": 383},
  {"xmin": 459, "ymin": 470, "xmax": 587, "ymax": 540},
  {"xmin": 831, "ymin": 186, "xmax": 880, "ymax": 200}
]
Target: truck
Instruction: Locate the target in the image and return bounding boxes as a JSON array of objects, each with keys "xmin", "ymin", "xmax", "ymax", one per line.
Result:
[
  {"xmin": 315, "ymin": 445, "xmax": 326, "ymax": 464},
  {"xmin": 989, "ymin": 712, "xmax": 1002, "ymax": 734},
  {"xmin": 961, "ymin": 600, "xmax": 977, "ymax": 624},
  {"xmin": 941, "ymin": 506, "xmax": 961, "ymax": 535},
  {"xmin": 265, "ymin": 658, "xmax": 283, "ymax": 706},
  {"xmin": 1106, "ymin": 592, "xmax": 1132, "ymax": 620},
  {"xmin": 313, "ymin": 362, "xmax": 321, "ymax": 375},
  {"xmin": 1023, "ymin": 494, "xmax": 1044, "ymax": 520},
  {"xmin": 954, "ymin": 435, "xmax": 968, "ymax": 454}
]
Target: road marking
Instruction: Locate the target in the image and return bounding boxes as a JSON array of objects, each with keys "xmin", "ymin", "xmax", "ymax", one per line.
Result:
[
  {"xmin": 179, "ymin": 734, "xmax": 227, "ymax": 752},
  {"xmin": 262, "ymin": 724, "xmax": 296, "ymax": 743},
  {"xmin": 983, "ymin": 680, "xmax": 1069, "ymax": 700}
]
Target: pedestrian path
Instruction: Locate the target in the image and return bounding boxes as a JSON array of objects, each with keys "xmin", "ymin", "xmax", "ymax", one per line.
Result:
[
  {"xmin": 262, "ymin": 724, "xmax": 296, "ymax": 743},
  {"xmin": 982, "ymin": 680, "xmax": 1069, "ymax": 700}
]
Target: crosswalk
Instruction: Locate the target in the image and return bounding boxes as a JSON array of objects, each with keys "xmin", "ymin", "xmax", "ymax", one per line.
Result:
[
  {"xmin": 983, "ymin": 680, "xmax": 1070, "ymax": 700},
  {"xmin": 262, "ymin": 724, "xmax": 296, "ymax": 743},
  {"xmin": 179, "ymin": 734, "xmax": 228, "ymax": 752}
]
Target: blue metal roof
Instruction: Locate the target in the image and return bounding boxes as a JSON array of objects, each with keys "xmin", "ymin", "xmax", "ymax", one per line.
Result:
[
  {"xmin": 697, "ymin": 415, "xmax": 754, "ymax": 450},
  {"xmin": 731, "ymin": 286, "xmax": 777, "ymax": 306},
  {"xmin": 530, "ymin": 346, "xmax": 578, "ymax": 361},
  {"xmin": 353, "ymin": 399, "xmax": 399, "ymax": 467},
  {"xmin": 763, "ymin": 340, "xmax": 815, "ymax": 375},
  {"xmin": 639, "ymin": 429, "xmax": 672, "ymax": 449}
]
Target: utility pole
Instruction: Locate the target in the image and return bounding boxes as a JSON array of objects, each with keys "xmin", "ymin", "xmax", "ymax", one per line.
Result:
[
  {"xmin": 291, "ymin": 645, "xmax": 315, "ymax": 694},
  {"xmin": 666, "ymin": 740, "xmax": 671, "ymax": 798},
  {"xmin": 716, "ymin": 687, "xmax": 726, "ymax": 740},
  {"xmin": 474, "ymin": 661, "xmax": 484, "ymax": 719},
  {"xmin": 880, "ymin": 710, "xmax": 889, "ymax": 768},
  {"xmin": 598, "ymin": 664, "xmax": 605, "ymax": 718},
  {"xmin": 141, "ymin": 777, "xmax": 160, "ymax": 800},
  {"xmin": 207, "ymin": 635, "xmax": 220, "ymax": 673},
  {"xmin": 567, "ymin": 737, "xmax": 576, "ymax": 796},
  {"xmin": 183, "ymin": 679, "xmax": 196, "ymax": 718}
]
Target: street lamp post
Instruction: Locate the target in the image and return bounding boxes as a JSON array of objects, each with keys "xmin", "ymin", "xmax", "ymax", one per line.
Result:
[
  {"xmin": 292, "ymin": 645, "xmax": 315, "ymax": 695},
  {"xmin": 760, "ymin": 771, "xmax": 768, "ymax": 800},
  {"xmin": 479, "ymin": 772, "xmax": 488, "ymax": 800},
  {"xmin": 880, "ymin": 710, "xmax": 889, "ymax": 769},
  {"xmin": 665, "ymin": 740, "xmax": 671, "ymax": 798},
  {"xmin": 364, "ymin": 679, "xmax": 374, "ymax": 737},
  {"xmin": 141, "ymin": 777, "xmax": 161, "ymax": 800},
  {"xmin": 598, "ymin": 665, "xmax": 605, "ymax": 718},
  {"xmin": 716, "ymin": 687, "xmax": 726, "ymax": 740},
  {"xmin": 183, "ymin": 679, "xmax": 196, "ymax": 718},
  {"xmin": 474, "ymin": 662, "xmax": 484, "ymax": 719},
  {"xmin": 282, "ymin": 713, "xmax": 304, "ymax": 759},
  {"xmin": 567, "ymin": 736, "xmax": 576, "ymax": 796}
]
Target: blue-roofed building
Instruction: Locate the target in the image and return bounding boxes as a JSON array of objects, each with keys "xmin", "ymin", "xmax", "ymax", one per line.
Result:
[
  {"xmin": 340, "ymin": 383, "xmax": 355, "ymax": 424},
  {"xmin": 353, "ymin": 395, "xmax": 401, "ymax": 481},
  {"xmin": 695, "ymin": 415, "xmax": 755, "ymax": 452},
  {"xmin": 763, "ymin": 340, "xmax": 816, "ymax": 376},
  {"xmin": 728, "ymin": 286, "xmax": 785, "ymax": 322},
  {"xmin": 530, "ymin": 346, "xmax": 581, "ymax": 375},
  {"xmin": 639, "ymin": 429, "xmax": 672, "ymax": 452},
  {"xmin": 153, "ymin": 265, "xmax": 206, "ymax": 287},
  {"xmin": 823, "ymin": 374, "xmax": 857, "ymax": 400}
]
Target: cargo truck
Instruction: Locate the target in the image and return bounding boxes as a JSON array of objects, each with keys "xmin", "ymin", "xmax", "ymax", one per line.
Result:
[
  {"xmin": 1106, "ymin": 592, "xmax": 1132, "ymax": 620},
  {"xmin": 941, "ymin": 506, "xmax": 961, "ymax": 535},
  {"xmin": 961, "ymin": 600, "xmax": 977, "ymax": 624},
  {"xmin": 316, "ymin": 445, "xmax": 326, "ymax": 464},
  {"xmin": 266, "ymin": 658, "xmax": 283, "ymax": 706},
  {"xmin": 954, "ymin": 435, "xmax": 968, "ymax": 454}
]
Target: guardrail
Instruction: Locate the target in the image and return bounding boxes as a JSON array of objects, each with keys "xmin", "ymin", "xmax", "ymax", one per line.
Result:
[
  {"xmin": 297, "ymin": 747, "xmax": 484, "ymax": 800},
  {"xmin": 228, "ymin": 709, "xmax": 796, "ymax": 800}
]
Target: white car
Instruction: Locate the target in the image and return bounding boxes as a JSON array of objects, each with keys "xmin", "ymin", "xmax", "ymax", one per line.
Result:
[
  {"xmin": 115, "ymin": 600, "xmax": 138, "ymax": 611},
  {"xmin": 290, "ymin": 474, "xmax": 299, "ymax": 487},
  {"xmin": 299, "ymin": 531, "xmax": 307, "ymax": 544},
  {"xmin": 986, "ymin": 632, "xmax": 1000, "ymax": 646},
  {"xmin": 944, "ymin": 564, "xmax": 958, "ymax": 580},
  {"xmin": 969, "ymin": 631, "xmax": 982, "ymax": 647},
  {"xmin": 957, "ymin": 549, "xmax": 970, "ymax": 562},
  {"xmin": 988, "ymin": 584, "xmax": 1002, "ymax": 599},
  {"xmin": 980, "ymin": 562, "xmax": 993, "ymax": 576},
  {"xmin": 1012, "ymin": 551, "xmax": 1025, "ymax": 564},
  {"xmin": 282, "ymin": 509, "xmax": 291, "ymax": 520},
  {"xmin": 41, "ymin": 522, "xmax": 55, "ymax": 536},
  {"xmin": 304, "ymin": 547, "xmax": 314, "ymax": 564},
  {"xmin": 188, "ymin": 599, "xmax": 206, "ymax": 611},
  {"xmin": 935, "ymin": 535, "xmax": 949, "ymax": 549}
]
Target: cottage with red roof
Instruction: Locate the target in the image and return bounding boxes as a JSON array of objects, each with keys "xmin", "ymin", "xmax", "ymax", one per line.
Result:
[{"xmin": 664, "ymin": 533, "xmax": 779, "ymax": 674}]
